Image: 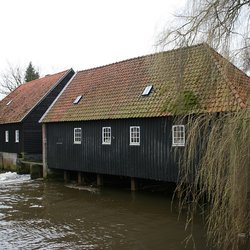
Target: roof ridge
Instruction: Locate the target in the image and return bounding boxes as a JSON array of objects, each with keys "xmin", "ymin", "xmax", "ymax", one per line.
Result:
[
  {"xmin": 204, "ymin": 44, "xmax": 248, "ymax": 108},
  {"xmin": 78, "ymin": 43, "xmax": 206, "ymax": 73},
  {"xmin": 21, "ymin": 69, "xmax": 70, "ymax": 86},
  {"xmin": 42, "ymin": 43, "xmax": 248, "ymax": 123},
  {"xmin": 1, "ymin": 69, "xmax": 72, "ymax": 102}
]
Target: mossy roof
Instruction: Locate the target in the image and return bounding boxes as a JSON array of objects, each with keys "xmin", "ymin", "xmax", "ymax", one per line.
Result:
[{"xmin": 42, "ymin": 43, "xmax": 250, "ymax": 123}]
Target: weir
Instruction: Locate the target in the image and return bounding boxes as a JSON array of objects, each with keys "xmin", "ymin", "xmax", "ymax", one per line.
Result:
[{"xmin": 0, "ymin": 153, "xmax": 43, "ymax": 179}]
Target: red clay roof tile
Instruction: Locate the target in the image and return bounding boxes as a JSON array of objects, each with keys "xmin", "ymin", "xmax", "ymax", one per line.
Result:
[
  {"xmin": 42, "ymin": 44, "xmax": 250, "ymax": 123},
  {"xmin": 0, "ymin": 70, "xmax": 70, "ymax": 124}
]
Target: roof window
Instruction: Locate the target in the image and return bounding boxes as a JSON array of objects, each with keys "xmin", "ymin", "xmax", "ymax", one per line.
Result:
[
  {"xmin": 6, "ymin": 100, "xmax": 12, "ymax": 106},
  {"xmin": 73, "ymin": 95, "xmax": 82, "ymax": 104},
  {"xmin": 142, "ymin": 85, "xmax": 153, "ymax": 96}
]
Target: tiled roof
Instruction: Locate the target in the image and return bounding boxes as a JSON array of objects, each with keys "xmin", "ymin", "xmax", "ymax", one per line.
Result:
[
  {"xmin": 0, "ymin": 70, "xmax": 71, "ymax": 124},
  {"xmin": 42, "ymin": 44, "xmax": 250, "ymax": 123}
]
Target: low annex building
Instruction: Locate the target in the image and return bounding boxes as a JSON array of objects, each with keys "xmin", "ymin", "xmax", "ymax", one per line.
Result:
[
  {"xmin": 41, "ymin": 44, "xmax": 250, "ymax": 184},
  {"xmin": 0, "ymin": 69, "xmax": 74, "ymax": 170}
]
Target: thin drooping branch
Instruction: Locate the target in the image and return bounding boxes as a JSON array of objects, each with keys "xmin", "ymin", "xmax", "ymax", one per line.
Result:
[
  {"xmin": 175, "ymin": 110, "xmax": 250, "ymax": 250},
  {"xmin": 158, "ymin": 0, "xmax": 250, "ymax": 72},
  {"xmin": 157, "ymin": 1, "xmax": 250, "ymax": 249}
]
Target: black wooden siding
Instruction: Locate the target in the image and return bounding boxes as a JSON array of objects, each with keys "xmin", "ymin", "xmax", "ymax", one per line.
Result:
[
  {"xmin": 46, "ymin": 117, "xmax": 182, "ymax": 182},
  {"xmin": 0, "ymin": 123, "xmax": 23, "ymax": 154},
  {"xmin": 0, "ymin": 69, "xmax": 74, "ymax": 154},
  {"xmin": 21, "ymin": 70, "xmax": 74, "ymax": 154}
]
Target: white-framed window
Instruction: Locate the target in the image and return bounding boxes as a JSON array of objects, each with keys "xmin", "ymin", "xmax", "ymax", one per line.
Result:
[
  {"xmin": 102, "ymin": 127, "xmax": 111, "ymax": 145},
  {"xmin": 5, "ymin": 130, "xmax": 9, "ymax": 143},
  {"xmin": 74, "ymin": 128, "xmax": 82, "ymax": 144},
  {"xmin": 172, "ymin": 125, "xmax": 185, "ymax": 146},
  {"xmin": 15, "ymin": 130, "xmax": 19, "ymax": 143},
  {"xmin": 73, "ymin": 95, "xmax": 82, "ymax": 104},
  {"xmin": 130, "ymin": 126, "xmax": 140, "ymax": 146}
]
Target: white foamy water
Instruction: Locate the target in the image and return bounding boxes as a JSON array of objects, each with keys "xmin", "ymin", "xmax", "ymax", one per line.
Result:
[{"xmin": 0, "ymin": 172, "xmax": 30, "ymax": 183}]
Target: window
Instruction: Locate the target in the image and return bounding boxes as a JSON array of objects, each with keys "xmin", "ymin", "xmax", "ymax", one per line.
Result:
[
  {"xmin": 15, "ymin": 130, "xmax": 19, "ymax": 143},
  {"xmin": 73, "ymin": 95, "xmax": 82, "ymax": 104},
  {"xmin": 5, "ymin": 131, "xmax": 9, "ymax": 143},
  {"xmin": 6, "ymin": 100, "xmax": 12, "ymax": 106},
  {"xmin": 142, "ymin": 85, "xmax": 153, "ymax": 96},
  {"xmin": 102, "ymin": 127, "xmax": 111, "ymax": 145},
  {"xmin": 130, "ymin": 126, "xmax": 140, "ymax": 146},
  {"xmin": 172, "ymin": 125, "xmax": 185, "ymax": 146},
  {"xmin": 74, "ymin": 128, "xmax": 82, "ymax": 144}
]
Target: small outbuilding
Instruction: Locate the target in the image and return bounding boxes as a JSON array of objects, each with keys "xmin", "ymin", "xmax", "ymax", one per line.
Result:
[
  {"xmin": 41, "ymin": 44, "xmax": 250, "ymax": 186},
  {"xmin": 0, "ymin": 69, "xmax": 74, "ymax": 170}
]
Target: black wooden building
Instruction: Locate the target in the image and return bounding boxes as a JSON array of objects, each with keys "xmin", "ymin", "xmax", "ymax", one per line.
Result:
[
  {"xmin": 41, "ymin": 44, "xmax": 250, "ymax": 185},
  {"xmin": 0, "ymin": 69, "xmax": 74, "ymax": 168}
]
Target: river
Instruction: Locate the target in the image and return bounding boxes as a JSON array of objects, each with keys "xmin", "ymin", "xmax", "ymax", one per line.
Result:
[{"xmin": 0, "ymin": 172, "xmax": 209, "ymax": 250}]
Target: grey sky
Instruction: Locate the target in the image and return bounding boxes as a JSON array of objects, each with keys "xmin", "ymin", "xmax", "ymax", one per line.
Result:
[{"xmin": 0, "ymin": 0, "xmax": 185, "ymax": 99}]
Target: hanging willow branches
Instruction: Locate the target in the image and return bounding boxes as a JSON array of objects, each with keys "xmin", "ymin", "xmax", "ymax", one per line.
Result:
[
  {"xmin": 158, "ymin": 1, "xmax": 250, "ymax": 249},
  {"xmin": 175, "ymin": 110, "xmax": 250, "ymax": 249},
  {"xmin": 159, "ymin": 0, "xmax": 250, "ymax": 72}
]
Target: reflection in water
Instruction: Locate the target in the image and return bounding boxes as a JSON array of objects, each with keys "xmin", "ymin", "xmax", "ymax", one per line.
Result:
[{"xmin": 0, "ymin": 172, "xmax": 209, "ymax": 250}]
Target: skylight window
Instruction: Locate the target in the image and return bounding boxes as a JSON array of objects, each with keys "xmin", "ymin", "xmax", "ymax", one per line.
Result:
[
  {"xmin": 142, "ymin": 85, "xmax": 153, "ymax": 96},
  {"xmin": 6, "ymin": 100, "xmax": 12, "ymax": 106},
  {"xmin": 73, "ymin": 95, "xmax": 82, "ymax": 104}
]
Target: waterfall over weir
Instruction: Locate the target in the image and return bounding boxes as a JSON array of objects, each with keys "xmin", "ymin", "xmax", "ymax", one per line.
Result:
[{"xmin": 0, "ymin": 172, "xmax": 30, "ymax": 184}]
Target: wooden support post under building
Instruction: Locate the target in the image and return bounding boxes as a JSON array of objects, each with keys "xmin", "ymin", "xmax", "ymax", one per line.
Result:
[
  {"xmin": 64, "ymin": 171, "xmax": 68, "ymax": 183},
  {"xmin": 42, "ymin": 124, "xmax": 48, "ymax": 179},
  {"xmin": 77, "ymin": 172, "xmax": 82, "ymax": 185},
  {"xmin": 131, "ymin": 177, "xmax": 137, "ymax": 191},
  {"xmin": 97, "ymin": 174, "xmax": 103, "ymax": 186}
]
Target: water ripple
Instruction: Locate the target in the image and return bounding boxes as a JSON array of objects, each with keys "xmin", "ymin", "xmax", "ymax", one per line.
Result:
[{"xmin": 0, "ymin": 173, "xmax": 210, "ymax": 250}]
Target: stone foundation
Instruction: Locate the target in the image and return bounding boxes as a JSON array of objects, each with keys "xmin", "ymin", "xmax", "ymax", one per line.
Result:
[{"xmin": 0, "ymin": 152, "xmax": 18, "ymax": 172}]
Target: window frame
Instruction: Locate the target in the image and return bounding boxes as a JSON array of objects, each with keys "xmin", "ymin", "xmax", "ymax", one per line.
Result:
[
  {"xmin": 142, "ymin": 85, "xmax": 153, "ymax": 96},
  {"xmin": 73, "ymin": 95, "xmax": 82, "ymax": 104},
  {"xmin": 129, "ymin": 126, "xmax": 140, "ymax": 146},
  {"xmin": 74, "ymin": 128, "xmax": 82, "ymax": 144},
  {"xmin": 15, "ymin": 130, "xmax": 19, "ymax": 143},
  {"xmin": 102, "ymin": 127, "xmax": 111, "ymax": 145},
  {"xmin": 172, "ymin": 125, "xmax": 185, "ymax": 147},
  {"xmin": 5, "ymin": 130, "xmax": 9, "ymax": 143}
]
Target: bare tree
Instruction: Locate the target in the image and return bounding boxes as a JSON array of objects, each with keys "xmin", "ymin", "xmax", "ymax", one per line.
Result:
[
  {"xmin": 159, "ymin": 0, "xmax": 250, "ymax": 72},
  {"xmin": 0, "ymin": 63, "xmax": 24, "ymax": 95},
  {"xmin": 157, "ymin": 1, "xmax": 250, "ymax": 249}
]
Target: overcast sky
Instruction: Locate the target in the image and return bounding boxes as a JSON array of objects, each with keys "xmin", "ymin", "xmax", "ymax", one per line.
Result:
[{"xmin": 0, "ymin": 0, "xmax": 185, "ymax": 98}]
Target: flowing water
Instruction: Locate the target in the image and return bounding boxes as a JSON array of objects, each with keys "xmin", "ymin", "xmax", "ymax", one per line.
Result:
[{"xmin": 0, "ymin": 172, "xmax": 209, "ymax": 250}]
